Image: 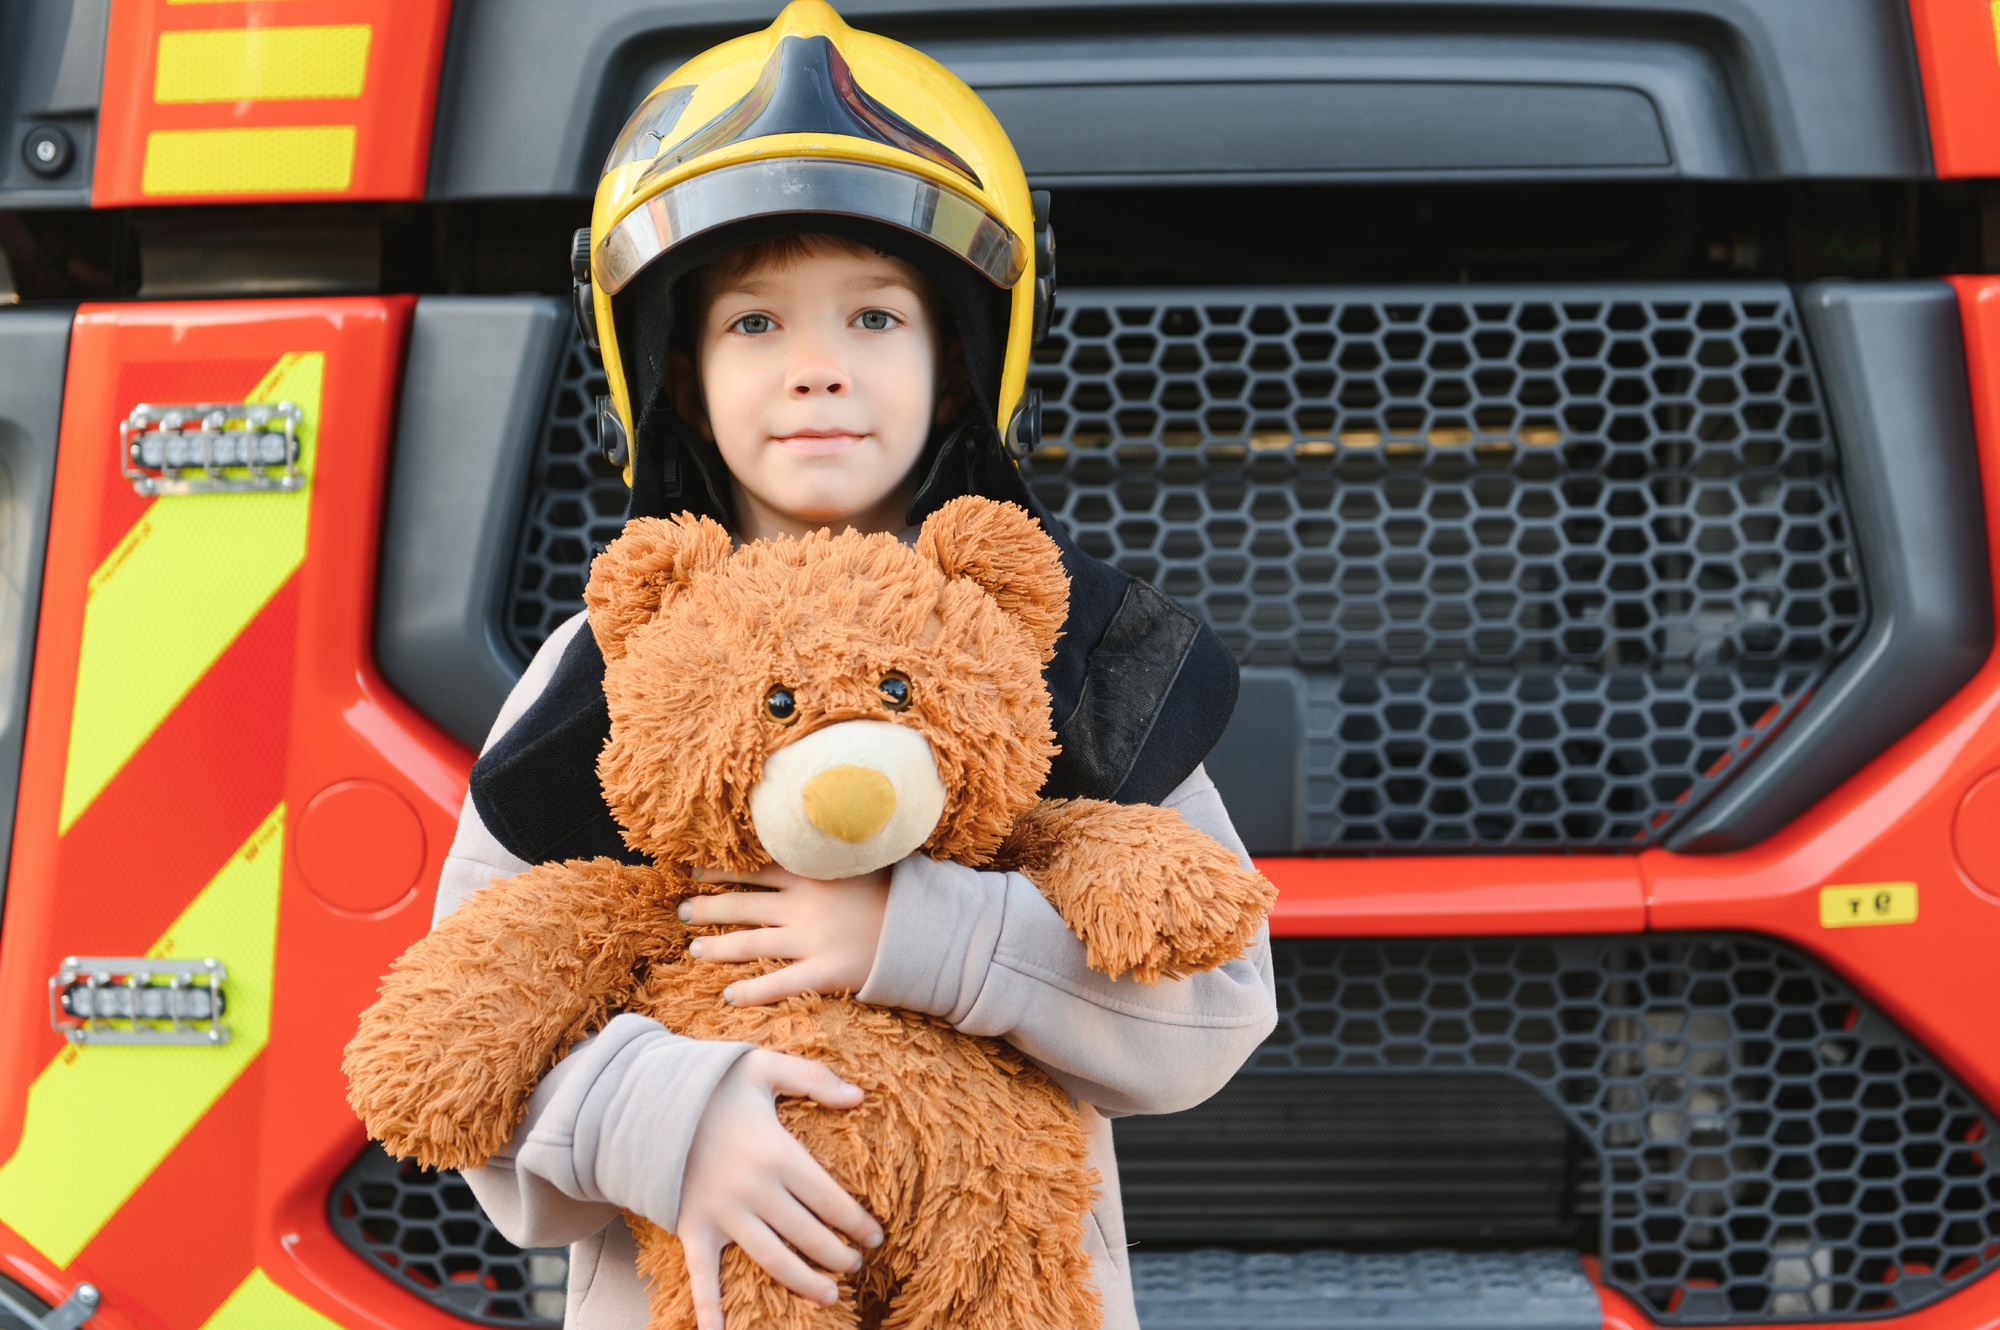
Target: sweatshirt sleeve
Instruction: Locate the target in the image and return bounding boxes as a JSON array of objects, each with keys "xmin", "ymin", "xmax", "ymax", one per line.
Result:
[
  {"xmin": 430, "ymin": 610, "xmax": 754, "ymax": 1246},
  {"xmin": 460, "ymin": 1014, "xmax": 752, "ymax": 1248},
  {"xmin": 854, "ymin": 764, "xmax": 1278, "ymax": 1117}
]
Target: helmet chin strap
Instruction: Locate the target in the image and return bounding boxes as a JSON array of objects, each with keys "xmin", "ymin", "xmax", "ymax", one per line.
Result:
[{"xmin": 626, "ymin": 398, "xmax": 736, "ymax": 526}]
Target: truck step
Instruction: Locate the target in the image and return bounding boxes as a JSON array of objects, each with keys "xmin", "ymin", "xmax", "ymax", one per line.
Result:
[{"xmin": 1132, "ymin": 1248, "xmax": 1600, "ymax": 1330}]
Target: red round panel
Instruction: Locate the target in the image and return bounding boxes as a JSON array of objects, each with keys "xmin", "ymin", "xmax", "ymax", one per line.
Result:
[
  {"xmin": 1951, "ymin": 771, "xmax": 2000, "ymax": 904},
  {"xmin": 295, "ymin": 779, "xmax": 426, "ymax": 913}
]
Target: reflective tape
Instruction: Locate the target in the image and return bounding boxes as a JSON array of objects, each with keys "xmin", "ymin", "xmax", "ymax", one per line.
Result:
[
  {"xmin": 59, "ymin": 353, "xmax": 318, "ymax": 835},
  {"xmin": 141, "ymin": 127, "xmax": 357, "ymax": 196},
  {"xmin": 200, "ymin": 1269, "xmax": 344, "ymax": 1330},
  {"xmin": 0, "ymin": 807, "xmax": 286, "ymax": 1265},
  {"xmin": 155, "ymin": 25, "xmax": 372, "ymax": 104}
]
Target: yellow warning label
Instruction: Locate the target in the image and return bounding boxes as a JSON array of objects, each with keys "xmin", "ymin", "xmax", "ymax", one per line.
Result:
[{"xmin": 1819, "ymin": 882, "xmax": 1919, "ymax": 929}]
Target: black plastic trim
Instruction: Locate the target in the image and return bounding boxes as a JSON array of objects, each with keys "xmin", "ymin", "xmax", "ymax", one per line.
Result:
[
  {"xmin": 0, "ymin": 0, "xmax": 107, "ymax": 208},
  {"xmin": 1669, "ymin": 283, "xmax": 1993, "ymax": 852},
  {"xmin": 0, "ymin": 310, "xmax": 68, "ymax": 925},
  {"xmin": 427, "ymin": 0, "xmax": 1928, "ymax": 200},
  {"xmin": 375, "ymin": 297, "xmax": 567, "ymax": 751}
]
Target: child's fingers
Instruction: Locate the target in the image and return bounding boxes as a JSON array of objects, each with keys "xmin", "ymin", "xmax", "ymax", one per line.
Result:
[
  {"xmin": 783, "ymin": 1147, "xmax": 884, "ymax": 1250},
  {"xmin": 680, "ymin": 1226, "xmax": 727, "ymax": 1330},
  {"xmin": 689, "ymin": 926, "xmax": 797, "ymax": 964},
  {"xmin": 721, "ymin": 962, "xmax": 821, "ymax": 1008},
  {"xmin": 681, "ymin": 891, "xmax": 788, "ymax": 928},
  {"xmin": 762, "ymin": 1188, "xmax": 863, "ymax": 1276},
  {"xmin": 729, "ymin": 1216, "xmax": 842, "ymax": 1306},
  {"xmin": 749, "ymin": 1049, "xmax": 864, "ymax": 1108},
  {"xmin": 692, "ymin": 864, "xmax": 816, "ymax": 890}
]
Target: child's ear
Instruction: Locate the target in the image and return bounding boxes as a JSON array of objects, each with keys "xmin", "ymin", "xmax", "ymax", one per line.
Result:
[
  {"xmin": 585, "ymin": 513, "xmax": 732, "ymax": 661},
  {"xmin": 917, "ymin": 497, "xmax": 1068, "ymax": 662},
  {"xmin": 667, "ymin": 349, "xmax": 713, "ymax": 442},
  {"xmin": 933, "ymin": 338, "xmax": 969, "ymax": 427}
]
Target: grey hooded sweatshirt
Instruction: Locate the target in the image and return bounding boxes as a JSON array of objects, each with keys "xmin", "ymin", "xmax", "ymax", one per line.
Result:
[{"xmin": 432, "ymin": 611, "xmax": 1278, "ymax": 1328}]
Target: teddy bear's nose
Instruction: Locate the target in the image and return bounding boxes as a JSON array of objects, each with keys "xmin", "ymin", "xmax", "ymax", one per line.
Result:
[{"xmin": 801, "ymin": 766, "xmax": 898, "ymax": 843}]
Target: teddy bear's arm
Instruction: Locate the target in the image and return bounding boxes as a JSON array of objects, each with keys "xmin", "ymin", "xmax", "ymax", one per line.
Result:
[
  {"xmin": 343, "ymin": 857, "xmax": 692, "ymax": 1171},
  {"xmin": 991, "ymin": 799, "xmax": 1277, "ymax": 984}
]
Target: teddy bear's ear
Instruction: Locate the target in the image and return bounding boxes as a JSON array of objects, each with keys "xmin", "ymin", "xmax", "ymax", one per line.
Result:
[
  {"xmin": 584, "ymin": 513, "xmax": 733, "ymax": 661},
  {"xmin": 916, "ymin": 497, "xmax": 1068, "ymax": 662}
]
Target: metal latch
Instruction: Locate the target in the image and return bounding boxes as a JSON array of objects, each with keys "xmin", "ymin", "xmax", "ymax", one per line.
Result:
[
  {"xmin": 49, "ymin": 957, "xmax": 228, "ymax": 1046},
  {"xmin": 121, "ymin": 400, "xmax": 303, "ymax": 496},
  {"xmin": 0, "ymin": 1278, "xmax": 98, "ymax": 1330}
]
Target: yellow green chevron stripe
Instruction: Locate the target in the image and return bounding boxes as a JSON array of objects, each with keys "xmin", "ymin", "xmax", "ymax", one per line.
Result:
[
  {"xmin": 0, "ymin": 807, "xmax": 286, "ymax": 1265},
  {"xmin": 58, "ymin": 353, "xmax": 318, "ymax": 835},
  {"xmin": 200, "ymin": 1268, "xmax": 345, "ymax": 1330}
]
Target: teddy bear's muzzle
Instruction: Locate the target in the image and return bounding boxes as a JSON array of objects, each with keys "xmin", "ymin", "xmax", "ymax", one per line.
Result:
[
  {"xmin": 749, "ymin": 719, "xmax": 947, "ymax": 879},
  {"xmin": 801, "ymin": 766, "xmax": 898, "ymax": 842}
]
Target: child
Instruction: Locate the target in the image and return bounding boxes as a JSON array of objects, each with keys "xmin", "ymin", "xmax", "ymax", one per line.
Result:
[{"xmin": 432, "ymin": 6, "xmax": 1276, "ymax": 1328}]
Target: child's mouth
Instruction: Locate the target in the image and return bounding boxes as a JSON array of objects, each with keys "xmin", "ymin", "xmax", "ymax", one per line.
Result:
[{"xmin": 774, "ymin": 431, "xmax": 868, "ymax": 457}]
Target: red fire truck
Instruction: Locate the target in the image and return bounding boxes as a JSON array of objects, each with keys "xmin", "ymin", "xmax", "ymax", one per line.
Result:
[{"xmin": 2, "ymin": 2, "xmax": 1999, "ymax": 1327}]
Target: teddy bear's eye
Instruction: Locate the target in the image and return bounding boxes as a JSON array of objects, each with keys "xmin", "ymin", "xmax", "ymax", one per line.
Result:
[
  {"xmin": 878, "ymin": 673, "xmax": 911, "ymax": 711},
  {"xmin": 765, "ymin": 686, "xmax": 798, "ymax": 724}
]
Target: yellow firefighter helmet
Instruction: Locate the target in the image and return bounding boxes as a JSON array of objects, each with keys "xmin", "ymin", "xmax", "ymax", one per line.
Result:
[{"xmin": 575, "ymin": 0, "xmax": 1054, "ymax": 481}]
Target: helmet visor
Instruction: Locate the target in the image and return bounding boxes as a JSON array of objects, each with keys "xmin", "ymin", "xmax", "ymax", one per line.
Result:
[
  {"xmin": 594, "ymin": 157, "xmax": 1026, "ymax": 296},
  {"xmin": 603, "ymin": 84, "xmax": 697, "ymax": 174}
]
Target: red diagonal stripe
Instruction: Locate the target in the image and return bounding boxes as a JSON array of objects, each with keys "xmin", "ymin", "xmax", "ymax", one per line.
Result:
[
  {"xmin": 15, "ymin": 578, "xmax": 298, "ymax": 1078},
  {"xmin": 68, "ymin": 1060, "xmax": 265, "ymax": 1327}
]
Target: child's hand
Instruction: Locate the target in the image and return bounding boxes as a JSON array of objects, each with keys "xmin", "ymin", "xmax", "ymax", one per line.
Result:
[
  {"xmin": 681, "ymin": 864, "xmax": 890, "ymax": 1005},
  {"xmin": 677, "ymin": 1049, "xmax": 883, "ymax": 1330}
]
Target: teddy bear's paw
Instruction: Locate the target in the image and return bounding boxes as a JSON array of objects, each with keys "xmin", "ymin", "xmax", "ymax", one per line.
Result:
[
  {"xmin": 999, "ymin": 800, "xmax": 1276, "ymax": 984},
  {"xmin": 343, "ymin": 857, "xmax": 693, "ymax": 1168}
]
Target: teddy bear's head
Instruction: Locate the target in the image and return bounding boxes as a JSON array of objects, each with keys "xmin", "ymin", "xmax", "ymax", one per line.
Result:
[{"xmin": 585, "ymin": 496, "xmax": 1068, "ymax": 879}]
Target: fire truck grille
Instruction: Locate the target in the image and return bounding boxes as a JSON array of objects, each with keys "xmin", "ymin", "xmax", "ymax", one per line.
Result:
[
  {"xmin": 503, "ymin": 286, "xmax": 1864, "ymax": 851},
  {"xmin": 328, "ymin": 1147, "xmax": 566, "ymax": 1326},
  {"xmin": 1171, "ymin": 934, "xmax": 1994, "ymax": 1323},
  {"xmin": 329, "ymin": 934, "xmax": 2000, "ymax": 1326}
]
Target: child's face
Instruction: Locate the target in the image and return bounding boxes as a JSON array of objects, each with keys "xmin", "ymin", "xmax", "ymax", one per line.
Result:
[{"xmin": 673, "ymin": 245, "xmax": 954, "ymax": 540}]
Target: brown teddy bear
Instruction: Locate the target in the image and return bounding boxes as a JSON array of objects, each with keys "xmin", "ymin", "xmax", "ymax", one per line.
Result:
[{"xmin": 343, "ymin": 496, "xmax": 1274, "ymax": 1330}]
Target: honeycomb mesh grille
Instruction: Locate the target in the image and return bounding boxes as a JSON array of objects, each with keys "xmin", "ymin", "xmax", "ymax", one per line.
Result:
[
  {"xmin": 502, "ymin": 332, "xmax": 629, "ymax": 658},
  {"xmin": 330, "ymin": 934, "xmax": 2000, "ymax": 1326},
  {"xmin": 1022, "ymin": 288, "xmax": 1864, "ymax": 849},
  {"xmin": 501, "ymin": 285, "xmax": 1866, "ymax": 852},
  {"xmin": 328, "ymin": 1146, "xmax": 567, "ymax": 1326},
  {"xmin": 1242, "ymin": 934, "xmax": 2000, "ymax": 1323}
]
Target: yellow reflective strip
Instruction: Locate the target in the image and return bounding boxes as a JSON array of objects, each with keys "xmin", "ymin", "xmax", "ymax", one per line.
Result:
[
  {"xmin": 0, "ymin": 807, "xmax": 286, "ymax": 1265},
  {"xmin": 1993, "ymin": 1, "xmax": 2000, "ymax": 69},
  {"xmin": 141, "ymin": 126, "xmax": 356, "ymax": 196},
  {"xmin": 200, "ymin": 1269, "xmax": 344, "ymax": 1330},
  {"xmin": 58, "ymin": 352, "xmax": 318, "ymax": 835},
  {"xmin": 155, "ymin": 25, "xmax": 371, "ymax": 104}
]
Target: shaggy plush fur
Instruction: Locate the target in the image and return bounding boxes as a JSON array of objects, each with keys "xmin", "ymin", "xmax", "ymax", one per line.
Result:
[{"xmin": 344, "ymin": 497, "xmax": 1275, "ymax": 1330}]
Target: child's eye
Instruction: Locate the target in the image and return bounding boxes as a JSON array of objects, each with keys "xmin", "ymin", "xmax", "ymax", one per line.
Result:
[
  {"xmin": 730, "ymin": 313, "xmax": 775, "ymax": 335},
  {"xmin": 855, "ymin": 309, "xmax": 899, "ymax": 332}
]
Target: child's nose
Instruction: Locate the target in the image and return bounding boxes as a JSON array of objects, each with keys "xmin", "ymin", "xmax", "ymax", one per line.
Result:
[{"xmin": 787, "ymin": 345, "xmax": 848, "ymax": 397}]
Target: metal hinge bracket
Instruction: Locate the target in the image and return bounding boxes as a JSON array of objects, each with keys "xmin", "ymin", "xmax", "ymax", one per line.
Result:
[{"xmin": 0, "ymin": 1279, "xmax": 99, "ymax": 1330}]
